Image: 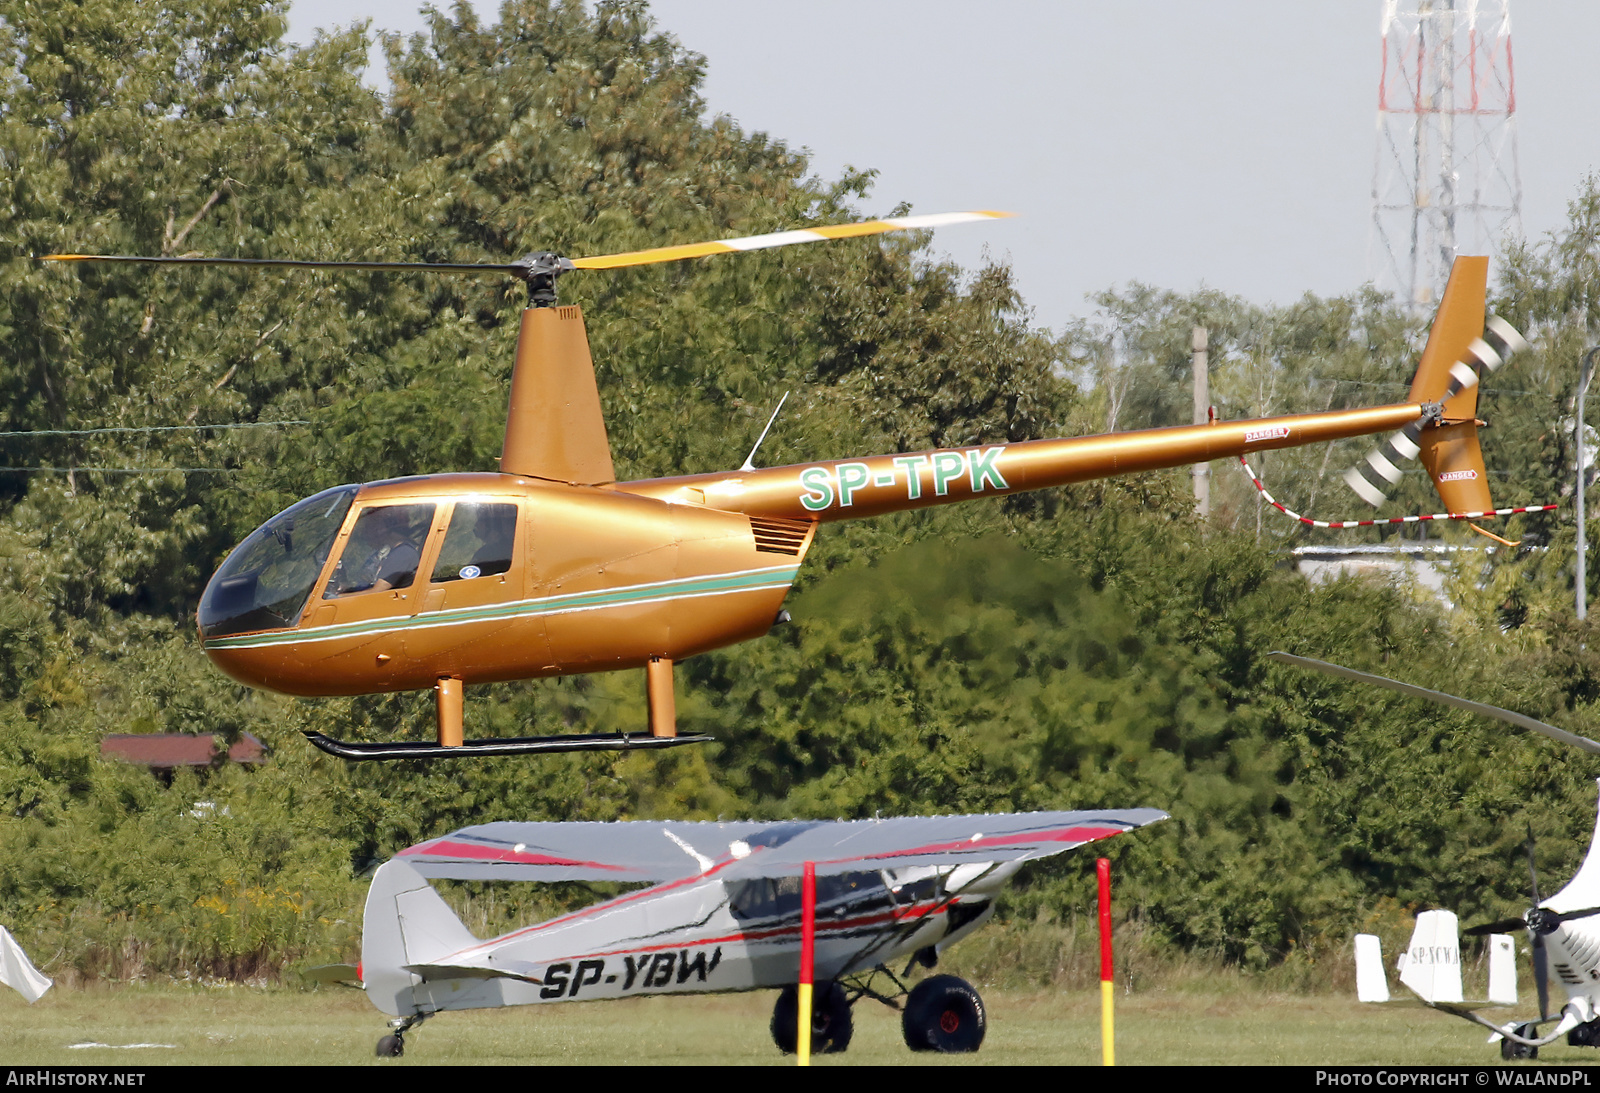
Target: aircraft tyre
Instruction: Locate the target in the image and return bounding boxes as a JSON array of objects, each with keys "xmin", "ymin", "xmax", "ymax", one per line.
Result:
[
  {"xmin": 376, "ymin": 1034, "xmax": 404, "ymax": 1058},
  {"xmin": 902, "ymin": 975, "xmax": 986, "ymax": 1053},
  {"xmin": 1500, "ymin": 1023, "xmax": 1539, "ymax": 1061},
  {"xmin": 770, "ymin": 982, "xmax": 853, "ymax": 1054}
]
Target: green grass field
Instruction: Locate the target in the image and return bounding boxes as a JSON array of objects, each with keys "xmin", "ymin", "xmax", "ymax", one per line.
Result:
[{"xmin": 2, "ymin": 983, "xmax": 1594, "ymax": 1066}]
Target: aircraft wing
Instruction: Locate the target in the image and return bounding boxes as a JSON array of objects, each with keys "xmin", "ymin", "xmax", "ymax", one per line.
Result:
[{"xmin": 397, "ymin": 809, "xmax": 1168, "ymax": 883}]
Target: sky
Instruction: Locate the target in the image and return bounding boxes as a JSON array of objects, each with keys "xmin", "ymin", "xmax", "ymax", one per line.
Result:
[{"xmin": 284, "ymin": 2, "xmax": 1600, "ymax": 336}]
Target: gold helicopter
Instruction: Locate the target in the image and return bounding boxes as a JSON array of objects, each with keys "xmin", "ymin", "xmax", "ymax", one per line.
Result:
[{"xmin": 41, "ymin": 218, "xmax": 1517, "ymax": 759}]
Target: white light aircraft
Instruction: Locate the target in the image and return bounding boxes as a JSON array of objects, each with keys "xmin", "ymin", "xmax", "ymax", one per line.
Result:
[
  {"xmin": 1272, "ymin": 652, "xmax": 1600, "ymax": 1060},
  {"xmin": 339, "ymin": 808, "xmax": 1167, "ymax": 1058}
]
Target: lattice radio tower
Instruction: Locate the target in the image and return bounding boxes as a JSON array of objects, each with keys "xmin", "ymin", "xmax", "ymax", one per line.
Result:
[{"xmin": 1371, "ymin": 0, "xmax": 1521, "ymax": 311}]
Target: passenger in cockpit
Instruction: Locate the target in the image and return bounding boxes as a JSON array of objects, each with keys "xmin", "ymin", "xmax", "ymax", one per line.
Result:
[{"xmin": 330, "ymin": 504, "xmax": 433, "ymax": 595}]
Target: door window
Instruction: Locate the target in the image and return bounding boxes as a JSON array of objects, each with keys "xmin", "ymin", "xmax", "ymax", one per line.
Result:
[
  {"xmin": 431, "ymin": 502, "xmax": 518, "ymax": 583},
  {"xmin": 323, "ymin": 504, "xmax": 436, "ymax": 597}
]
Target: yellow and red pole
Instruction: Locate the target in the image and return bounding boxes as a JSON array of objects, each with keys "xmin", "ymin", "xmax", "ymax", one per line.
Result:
[
  {"xmin": 1098, "ymin": 856, "xmax": 1114, "ymax": 1066},
  {"xmin": 798, "ymin": 860, "xmax": 816, "ymax": 1066}
]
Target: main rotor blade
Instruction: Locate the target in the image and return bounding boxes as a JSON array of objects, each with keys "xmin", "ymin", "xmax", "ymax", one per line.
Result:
[
  {"xmin": 1266, "ymin": 652, "xmax": 1600, "ymax": 757},
  {"xmin": 39, "ymin": 211, "xmax": 1011, "ymax": 283},
  {"xmin": 36, "ymin": 255, "xmax": 523, "ymax": 275},
  {"xmin": 568, "ymin": 210, "xmax": 1012, "ymax": 270},
  {"xmin": 1463, "ymin": 917, "xmax": 1529, "ymax": 936}
]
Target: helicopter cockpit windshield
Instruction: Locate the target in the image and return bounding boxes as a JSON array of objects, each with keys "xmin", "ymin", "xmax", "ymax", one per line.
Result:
[{"xmin": 198, "ymin": 485, "xmax": 359, "ymax": 639}]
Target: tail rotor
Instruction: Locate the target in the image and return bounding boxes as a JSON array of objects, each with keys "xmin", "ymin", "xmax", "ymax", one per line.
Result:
[{"xmin": 1342, "ymin": 255, "xmax": 1530, "ymax": 513}]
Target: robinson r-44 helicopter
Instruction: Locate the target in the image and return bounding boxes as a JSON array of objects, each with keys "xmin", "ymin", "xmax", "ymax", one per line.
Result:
[{"xmin": 42, "ymin": 222, "xmax": 1529, "ymax": 759}]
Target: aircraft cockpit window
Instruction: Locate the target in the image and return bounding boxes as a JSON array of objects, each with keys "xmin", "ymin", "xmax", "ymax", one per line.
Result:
[
  {"xmin": 323, "ymin": 503, "xmax": 436, "ymax": 597},
  {"xmin": 431, "ymin": 502, "xmax": 518, "ymax": 583},
  {"xmin": 728, "ymin": 871, "xmax": 893, "ymax": 921},
  {"xmin": 198, "ymin": 485, "xmax": 358, "ymax": 639},
  {"xmin": 887, "ymin": 874, "xmax": 942, "ymax": 906}
]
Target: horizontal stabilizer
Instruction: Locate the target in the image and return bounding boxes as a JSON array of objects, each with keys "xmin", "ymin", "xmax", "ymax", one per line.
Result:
[
  {"xmin": 402, "ymin": 961, "xmax": 542, "ymax": 985},
  {"xmin": 300, "ymin": 963, "xmax": 360, "ymax": 986}
]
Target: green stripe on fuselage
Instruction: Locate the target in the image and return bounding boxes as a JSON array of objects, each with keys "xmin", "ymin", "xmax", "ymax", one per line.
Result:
[{"xmin": 202, "ymin": 566, "xmax": 801, "ymax": 651}]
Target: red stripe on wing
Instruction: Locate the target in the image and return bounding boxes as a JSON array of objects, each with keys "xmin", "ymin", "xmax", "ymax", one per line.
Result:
[
  {"xmin": 398, "ymin": 837, "xmax": 632, "ymax": 872},
  {"xmin": 814, "ymin": 824, "xmax": 1129, "ymax": 867}
]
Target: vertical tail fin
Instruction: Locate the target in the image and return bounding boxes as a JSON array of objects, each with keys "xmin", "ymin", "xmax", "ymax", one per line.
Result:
[
  {"xmin": 361, "ymin": 859, "xmax": 480, "ymax": 1017},
  {"xmin": 1345, "ymin": 257, "xmax": 1528, "ymax": 513},
  {"xmin": 1355, "ymin": 933, "xmax": 1391, "ymax": 1002},
  {"xmin": 1398, "ymin": 909, "xmax": 1464, "ymax": 1004},
  {"xmin": 1487, "ymin": 933, "xmax": 1518, "ymax": 1006}
]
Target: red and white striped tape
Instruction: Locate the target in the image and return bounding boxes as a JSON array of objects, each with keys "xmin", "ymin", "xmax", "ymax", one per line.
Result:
[{"xmin": 1239, "ymin": 457, "xmax": 1556, "ymax": 528}]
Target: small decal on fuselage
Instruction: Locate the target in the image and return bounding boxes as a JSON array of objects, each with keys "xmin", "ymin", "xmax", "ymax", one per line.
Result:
[
  {"xmin": 1438, "ymin": 469, "xmax": 1478, "ymax": 481},
  {"xmin": 1244, "ymin": 425, "xmax": 1291, "ymax": 445},
  {"xmin": 799, "ymin": 447, "xmax": 1009, "ymax": 512}
]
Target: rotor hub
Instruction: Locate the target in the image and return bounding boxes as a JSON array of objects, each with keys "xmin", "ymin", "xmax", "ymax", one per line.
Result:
[
  {"xmin": 509, "ymin": 252, "xmax": 576, "ymax": 307},
  {"xmin": 1528, "ymin": 907, "xmax": 1559, "ymax": 935}
]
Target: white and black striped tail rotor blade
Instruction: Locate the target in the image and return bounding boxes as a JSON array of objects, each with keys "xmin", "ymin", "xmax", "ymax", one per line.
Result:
[
  {"xmin": 1343, "ymin": 421, "xmax": 1424, "ymax": 507},
  {"xmin": 1437, "ymin": 314, "xmax": 1531, "ymax": 403},
  {"xmin": 1341, "ymin": 315, "xmax": 1529, "ymax": 507}
]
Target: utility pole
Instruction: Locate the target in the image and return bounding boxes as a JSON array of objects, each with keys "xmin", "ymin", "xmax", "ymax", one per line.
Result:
[
  {"xmin": 1192, "ymin": 325, "xmax": 1210, "ymax": 519},
  {"xmin": 1578, "ymin": 347, "xmax": 1599, "ymax": 621}
]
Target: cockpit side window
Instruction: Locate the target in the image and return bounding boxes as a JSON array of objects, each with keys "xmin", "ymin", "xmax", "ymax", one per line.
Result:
[
  {"xmin": 727, "ymin": 871, "xmax": 893, "ymax": 921},
  {"xmin": 323, "ymin": 503, "xmax": 436, "ymax": 598},
  {"xmin": 431, "ymin": 502, "xmax": 518, "ymax": 583}
]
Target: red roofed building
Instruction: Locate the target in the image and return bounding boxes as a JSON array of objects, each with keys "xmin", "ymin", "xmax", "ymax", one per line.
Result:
[{"xmin": 100, "ymin": 733, "xmax": 267, "ymax": 770}]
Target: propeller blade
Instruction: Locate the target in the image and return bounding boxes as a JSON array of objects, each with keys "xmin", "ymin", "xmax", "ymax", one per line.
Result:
[
  {"xmin": 1463, "ymin": 917, "xmax": 1529, "ymax": 936},
  {"xmin": 1527, "ymin": 825, "xmax": 1542, "ymax": 908},
  {"xmin": 1553, "ymin": 905, "xmax": 1600, "ymax": 926},
  {"xmin": 1533, "ymin": 931, "xmax": 1550, "ymax": 1021},
  {"xmin": 36, "ymin": 255, "xmax": 522, "ymax": 275},
  {"xmin": 569, "ymin": 210, "xmax": 1012, "ymax": 270},
  {"xmin": 1265, "ymin": 653, "xmax": 1600, "ymax": 757}
]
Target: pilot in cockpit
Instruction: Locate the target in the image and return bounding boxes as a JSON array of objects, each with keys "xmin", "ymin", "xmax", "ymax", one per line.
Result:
[{"xmin": 328, "ymin": 505, "xmax": 431, "ymax": 596}]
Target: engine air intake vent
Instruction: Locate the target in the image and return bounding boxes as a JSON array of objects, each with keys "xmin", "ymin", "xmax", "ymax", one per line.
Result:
[{"xmin": 749, "ymin": 517, "xmax": 812, "ymax": 556}]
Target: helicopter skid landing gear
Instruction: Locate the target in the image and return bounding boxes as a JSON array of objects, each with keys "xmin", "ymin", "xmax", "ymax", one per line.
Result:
[{"xmin": 302, "ymin": 730, "xmax": 713, "ymax": 761}]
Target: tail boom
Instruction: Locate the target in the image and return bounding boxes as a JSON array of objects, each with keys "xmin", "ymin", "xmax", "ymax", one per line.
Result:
[{"xmin": 622, "ymin": 403, "xmax": 1427, "ymax": 522}]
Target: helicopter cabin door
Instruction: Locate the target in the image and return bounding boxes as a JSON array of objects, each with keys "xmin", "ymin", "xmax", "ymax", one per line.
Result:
[
  {"xmin": 308, "ymin": 501, "xmax": 438, "ymax": 686},
  {"xmin": 403, "ymin": 499, "xmax": 548, "ymax": 680}
]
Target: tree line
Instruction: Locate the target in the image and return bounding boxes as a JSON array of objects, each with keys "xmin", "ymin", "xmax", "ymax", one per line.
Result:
[{"xmin": 3, "ymin": 0, "xmax": 1600, "ymax": 983}]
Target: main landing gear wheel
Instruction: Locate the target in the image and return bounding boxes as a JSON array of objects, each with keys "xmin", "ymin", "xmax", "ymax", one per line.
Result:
[
  {"xmin": 770, "ymin": 982, "xmax": 853, "ymax": 1054},
  {"xmin": 375, "ymin": 1033, "xmax": 404, "ymax": 1058},
  {"xmin": 1501, "ymin": 1022, "xmax": 1540, "ymax": 1061},
  {"xmin": 902, "ymin": 975, "xmax": 986, "ymax": 1053}
]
